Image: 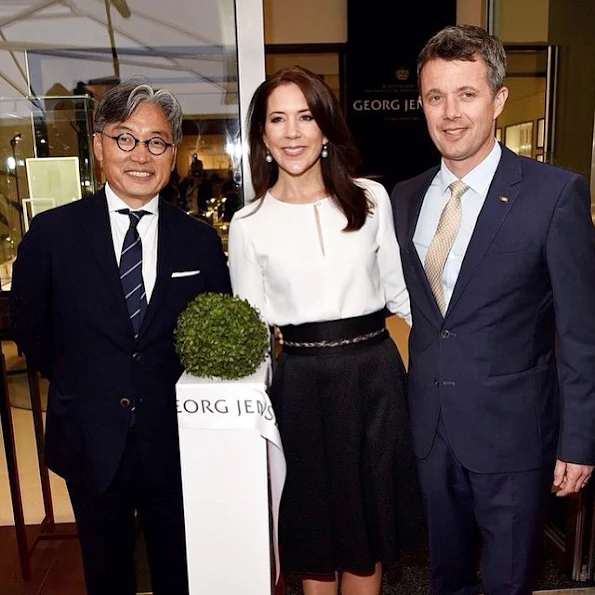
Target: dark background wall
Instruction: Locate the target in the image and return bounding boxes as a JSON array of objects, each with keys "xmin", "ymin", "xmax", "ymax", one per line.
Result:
[{"xmin": 346, "ymin": 1, "xmax": 457, "ymax": 190}]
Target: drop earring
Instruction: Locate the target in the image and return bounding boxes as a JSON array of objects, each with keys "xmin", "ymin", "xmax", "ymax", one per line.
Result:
[
  {"xmin": 321, "ymin": 143, "xmax": 329, "ymax": 159},
  {"xmin": 265, "ymin": 149, "xmax": 273, "ymax": 163}
]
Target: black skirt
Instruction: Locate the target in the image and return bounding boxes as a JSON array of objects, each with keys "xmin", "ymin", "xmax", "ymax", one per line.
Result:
[{"xmin": 269, "ymin": 314, "xmax": 424, "ymax": 576}]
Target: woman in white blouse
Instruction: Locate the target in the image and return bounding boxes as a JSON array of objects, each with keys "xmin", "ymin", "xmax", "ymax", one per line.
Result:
[{"xmin": 228, "ymin": 67, "xmax": 420, "ymax": 595}]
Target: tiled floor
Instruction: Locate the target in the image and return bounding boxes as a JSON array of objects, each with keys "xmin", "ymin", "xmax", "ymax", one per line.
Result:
[
  {"xmin": 0, "ymin": 525, "xmax": 592, "ymax": 595},
  {"xmin": 0, "ymin": 524, "xmax": 84, "ymax": 595},
  {"xmin": 280, "ymin": 557, "xmax": 595, "ymax": 594}
]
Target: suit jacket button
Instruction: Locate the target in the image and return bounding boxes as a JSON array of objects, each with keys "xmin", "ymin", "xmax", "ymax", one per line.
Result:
[
  {"xmin": 132, "ymin": 352, "xmax": 141, "ymax": 362},
  {"xmin": 434, "ymin": 379, "xmax": 440, "ymax": 387},
  {"xmin": 120, "ymin": 397, "xmax": 131, "ymax": 408},
  {"xmin": 441, "ymin": 330, "xmax": 450, "ymax": 339}
]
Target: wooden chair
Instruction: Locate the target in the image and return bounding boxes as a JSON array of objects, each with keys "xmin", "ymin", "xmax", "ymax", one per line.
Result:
[{"xmin": 0, "ymin": 290, "xmax": 69, "ymax": 580}]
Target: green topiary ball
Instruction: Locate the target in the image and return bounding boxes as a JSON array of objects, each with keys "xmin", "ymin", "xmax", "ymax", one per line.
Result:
[{"xmin": 175, "ymin": 293, "xmax": 269, "ymax": 380}]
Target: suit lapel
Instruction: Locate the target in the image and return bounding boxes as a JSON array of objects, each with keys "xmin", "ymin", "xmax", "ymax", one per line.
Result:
[
  {"xmin": 403, "ymin": 167, "xmax": 444, "ymax": 321},
  {"xmin": 406, "ymin": 168, "xmax": 438, "ymax": 244},
  {"xmin": 83, "ymin": 190, "xmax": 133, "ymax": 334},
  {"xmin": 139, "ymin": 199, "xmax": 178, "ymax": 336},
  {"xmin": 445, "ymin": 147, "xmax": 522, "ymax": 317}
]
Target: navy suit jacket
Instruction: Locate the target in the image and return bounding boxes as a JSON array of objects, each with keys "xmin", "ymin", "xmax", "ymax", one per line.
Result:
[
  {"xmin": 10, "ymin": 189, "xmax": 231, "ymax": 493},
  {"xmin": 391, "ymin": 146, "xmax": 595, "ymax": 473}
]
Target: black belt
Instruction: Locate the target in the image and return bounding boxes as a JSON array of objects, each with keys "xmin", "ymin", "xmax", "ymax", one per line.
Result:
[{"xmin": 280, "ymin": 311, "xmax": 387, "ymax": 355}]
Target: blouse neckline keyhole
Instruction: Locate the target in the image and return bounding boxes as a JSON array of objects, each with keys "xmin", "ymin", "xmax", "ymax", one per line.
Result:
[{"xmin": 313, "ymin": 203, "xmax": 326, "ymax": 256}]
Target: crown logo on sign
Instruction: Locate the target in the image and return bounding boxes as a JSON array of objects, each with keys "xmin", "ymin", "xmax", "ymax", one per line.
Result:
[{"xmin": 395, "ymin": 67, "xmax": 409, "ymax": 81}]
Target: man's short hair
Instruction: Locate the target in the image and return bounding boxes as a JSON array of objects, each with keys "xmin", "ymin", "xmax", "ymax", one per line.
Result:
[
  {"xmin": 93, "ymin": 77, "xmax": 183, "ymax": 143},
  {"xmin": 417, "ymin": 25, "xmax": 507, "ymax": 96}
]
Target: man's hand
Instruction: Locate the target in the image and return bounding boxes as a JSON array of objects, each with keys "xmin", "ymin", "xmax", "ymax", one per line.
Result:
[{"xmin": 553, "ymin": 460, "xmax": 593, "ymax": 497}]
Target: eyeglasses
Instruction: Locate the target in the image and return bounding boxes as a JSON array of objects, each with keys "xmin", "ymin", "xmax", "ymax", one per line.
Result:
[{"xmin": 100, "ymin": 132, "xmax": 174, "ymax": 156}]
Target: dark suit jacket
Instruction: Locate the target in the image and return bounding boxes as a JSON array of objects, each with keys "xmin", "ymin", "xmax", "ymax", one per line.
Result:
[
  {"xmin": 391, "ymin": 146, "xmax": 595, "ymax": 473},
  {"xmin": 10, "ymin": 189, "xmax": 231, "ymax": 493}
]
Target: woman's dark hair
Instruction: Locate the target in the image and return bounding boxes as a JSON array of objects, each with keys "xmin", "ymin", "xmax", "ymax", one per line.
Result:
[{"xmin": 248, "ymin": 66, "xmax": 370, "ymax": 231}]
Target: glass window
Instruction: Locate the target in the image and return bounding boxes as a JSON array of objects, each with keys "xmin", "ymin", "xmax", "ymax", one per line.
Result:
[
  {"xmin": 0, "ymin": 0, "xmax": 245, "ymax": 276},
  {"xmin": 496, "ymin": 47, "xmax": 553, "ymax": 164}
]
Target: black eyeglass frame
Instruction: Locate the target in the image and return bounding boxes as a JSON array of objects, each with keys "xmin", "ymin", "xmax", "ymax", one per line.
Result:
[{"xmin": 99, "ymin": 132, "xmax": 175, "ymax": 156}]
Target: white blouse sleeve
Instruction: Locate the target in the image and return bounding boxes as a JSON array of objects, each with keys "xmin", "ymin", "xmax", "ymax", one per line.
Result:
[
  {"xmin": 373, "ymin": 183, "xmax": 412, "ymax": 325},
  {"xmin": 228, "ymin": 214, "xmax": 268, "ymax": 322}
]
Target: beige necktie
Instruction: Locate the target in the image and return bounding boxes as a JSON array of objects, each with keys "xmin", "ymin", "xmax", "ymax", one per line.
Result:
[{"xmin": 424, "ymin": 180, "xmax": 469, "ymax": 314}]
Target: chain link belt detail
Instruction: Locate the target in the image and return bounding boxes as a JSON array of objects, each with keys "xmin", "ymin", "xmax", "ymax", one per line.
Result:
[{"xmin": 283, "ymin": 327, "xmax": 386, "ymax": 348}]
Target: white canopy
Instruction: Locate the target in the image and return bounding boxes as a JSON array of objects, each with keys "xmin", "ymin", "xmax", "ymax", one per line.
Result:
[{"xmin": 0, "ymin": 0, "xmax": 239, "ymax": 115}]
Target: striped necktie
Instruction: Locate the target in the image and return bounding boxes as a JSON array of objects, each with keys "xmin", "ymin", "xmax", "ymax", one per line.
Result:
[
  {"xmin": 423, "ymin": 180, "xmax": 469, "ymax": 315},
  {"xmin": 118, "ymin": 208, "xmax": 150, "ymax": 337}
]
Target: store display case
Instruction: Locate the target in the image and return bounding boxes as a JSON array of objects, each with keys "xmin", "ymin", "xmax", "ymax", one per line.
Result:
[{"xmin": 0, "ymin": 95, "xmax": 96, "ymax": 288}]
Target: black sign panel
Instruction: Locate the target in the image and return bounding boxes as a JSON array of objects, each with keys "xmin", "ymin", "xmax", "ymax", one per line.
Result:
[{"xmin": 346, "ymin": 1, "xmax": 456, "ymax": 190}]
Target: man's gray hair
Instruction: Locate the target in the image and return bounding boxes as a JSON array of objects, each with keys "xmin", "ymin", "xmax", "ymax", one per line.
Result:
[
  {"xmin": 417, "ymin": 25, "xmax": 507, "ymax": 96},
  {"xmin": 93, "ymin": 77, "xmax": 183, "ymax": 143}
]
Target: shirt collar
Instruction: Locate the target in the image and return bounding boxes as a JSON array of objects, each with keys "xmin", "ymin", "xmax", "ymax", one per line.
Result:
[
  {"xmin": 105, "ymin": 181, "xmax": 160, "ymax": 215},
  {"xmin": 438, "ymin": 140, "xmax": 502, "ymax": 197}
]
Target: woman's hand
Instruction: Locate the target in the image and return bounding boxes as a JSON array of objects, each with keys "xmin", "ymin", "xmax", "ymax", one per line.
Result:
[{"xmin": 273, "ymin": 326, "xmax": 284, "ymax": 345}]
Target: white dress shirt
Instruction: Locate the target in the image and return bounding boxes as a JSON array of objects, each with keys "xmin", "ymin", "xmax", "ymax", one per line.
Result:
[
  {"xmin": 106, "ymin": 182, "xmax": 159, "ymax": 301},
  {"xmin": 228, "ymin": 178, "xmax": 411, "ymax": 327},
  {"xmin": 413, "ymin": 140, "xmax": 502, "ymax": 309}
]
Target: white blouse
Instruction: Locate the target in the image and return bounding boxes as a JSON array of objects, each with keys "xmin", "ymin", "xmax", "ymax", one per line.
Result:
[{"xmin": 228, "ymin": 178, "xmax": 411, "ymax": 327}]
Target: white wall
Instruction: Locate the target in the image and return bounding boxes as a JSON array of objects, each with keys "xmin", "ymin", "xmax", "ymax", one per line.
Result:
[
  {"xmin": 456, "ymin": 0, "xmax": 486, "ymax": 26},
  {"xmin": 263, "ymin": 0, "xmax": 347, "ymax": 44},
  {"xmin": 496, "ymin": 0, "xmax": 549, "ymax": 42},
  {"xmin": 264, "ymin": 0, "xmax": 478, "ymax": 45}
]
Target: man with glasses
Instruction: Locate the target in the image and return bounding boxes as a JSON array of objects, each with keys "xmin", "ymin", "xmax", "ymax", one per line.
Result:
[{"xmin": 10, "ymin": 79, "xmax": 231, "ymax": 595}]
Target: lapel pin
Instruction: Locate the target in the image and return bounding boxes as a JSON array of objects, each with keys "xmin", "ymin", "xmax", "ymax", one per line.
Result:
[{"xmin": 499, "ymin": 196, "xmax": 509, "ymax": 203}]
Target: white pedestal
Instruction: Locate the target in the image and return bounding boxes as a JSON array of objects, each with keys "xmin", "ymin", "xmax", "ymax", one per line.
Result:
[{"xmin": 176, "ymin": 364, "xmax": 285, "ymax": 595}]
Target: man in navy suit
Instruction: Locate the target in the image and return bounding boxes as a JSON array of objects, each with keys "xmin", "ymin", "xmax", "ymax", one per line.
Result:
[
  {"xmin": 10, "ymin": 79, "xmax": 231, "ymax": 595},
  {"xmin": 391, "ymin": 26, "xmax": 595, "ymax": 595}
]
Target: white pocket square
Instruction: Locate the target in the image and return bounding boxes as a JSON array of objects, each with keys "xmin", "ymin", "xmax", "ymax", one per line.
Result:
[{"xmin": 171, "ymin": 270, "xmax": 201, "ymax": 278}]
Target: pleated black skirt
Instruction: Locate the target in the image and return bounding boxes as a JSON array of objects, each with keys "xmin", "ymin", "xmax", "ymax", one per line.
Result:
[{"xmin": 269, "ymin": 327, "xmax": 424, "ymax": 576}]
